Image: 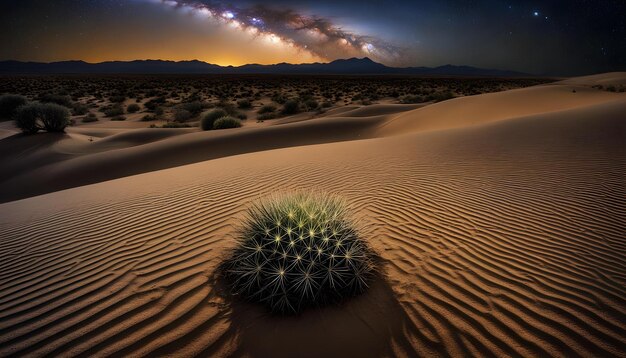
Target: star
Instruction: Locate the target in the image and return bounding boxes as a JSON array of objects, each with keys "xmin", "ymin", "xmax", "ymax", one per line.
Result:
[{"xmin": 533, "ymin": 11, "xmax": 540, "ymax": 17}]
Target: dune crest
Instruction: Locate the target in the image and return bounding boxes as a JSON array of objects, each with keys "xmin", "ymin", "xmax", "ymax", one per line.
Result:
[{"xmin": 377, "ymin": 81, "xmax": 624, "ymax": 136}]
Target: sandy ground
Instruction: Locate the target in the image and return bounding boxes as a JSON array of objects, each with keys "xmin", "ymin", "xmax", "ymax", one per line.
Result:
[{"xmin": 0, "ymin": 74, "xmax": 625, "ymax": 357}]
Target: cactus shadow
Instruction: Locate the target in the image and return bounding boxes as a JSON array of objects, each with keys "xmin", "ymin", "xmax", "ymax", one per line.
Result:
[{"xmin": 214, "ymin": 274, "xmax": 417, "ymax": 358}]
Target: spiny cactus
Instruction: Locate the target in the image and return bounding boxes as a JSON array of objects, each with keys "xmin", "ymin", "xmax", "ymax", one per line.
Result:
[{"xmin": 220, "ymin": 192, "xmax": 376, "ymax": 314}]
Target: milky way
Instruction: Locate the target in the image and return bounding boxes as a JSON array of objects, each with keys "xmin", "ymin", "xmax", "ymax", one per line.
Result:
[{"xmin": 151, "ymin": 0, "xmax": 403, "ymax": 63}]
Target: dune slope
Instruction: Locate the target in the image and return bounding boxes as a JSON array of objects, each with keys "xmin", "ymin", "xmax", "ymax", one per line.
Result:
[
  {"xmin": 0, "ymin": 81, "xmax": 623, "ymax": 203},
  {"xmin": 377, "ymin": 81, "xmax": 624, "ymax": 136},
  {"xmin": 0, "ymin": 91, "xmax": 624, "ymax": 357},
  {"xmin": 0, "ymin": 114, "xmax": 384, "ymax": 203}
]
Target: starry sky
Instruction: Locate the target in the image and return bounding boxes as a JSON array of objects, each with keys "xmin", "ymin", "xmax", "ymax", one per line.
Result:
[{"xmin": 0, "ymin": 0, "xmax": 624, "ymax": 76}]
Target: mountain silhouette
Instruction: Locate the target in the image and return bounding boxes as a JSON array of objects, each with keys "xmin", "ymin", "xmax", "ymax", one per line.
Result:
[{"xmin": 0, "ymin": 57, "xmax": 529, "ymax": 76}]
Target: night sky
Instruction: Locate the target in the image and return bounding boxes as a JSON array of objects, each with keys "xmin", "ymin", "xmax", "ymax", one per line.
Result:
[{"xmin": 0, "ymin": 0, "xmax": 624, "ymax": 76}]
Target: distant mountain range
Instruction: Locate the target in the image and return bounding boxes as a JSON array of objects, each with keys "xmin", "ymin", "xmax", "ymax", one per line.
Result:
[{"xmin": 0, "ymin": 57, "xmax": 530, "ymax": 77}]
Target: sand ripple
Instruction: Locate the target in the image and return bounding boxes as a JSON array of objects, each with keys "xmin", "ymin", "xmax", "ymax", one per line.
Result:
[{"xmin": 0, "ymin": 97, "xmax": 624, "ymax": 357}]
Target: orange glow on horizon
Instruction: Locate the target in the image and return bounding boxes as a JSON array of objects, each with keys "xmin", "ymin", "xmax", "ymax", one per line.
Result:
[{"xmin": 7, "ymin": 1, "xmax": 327, "ymax": 66}]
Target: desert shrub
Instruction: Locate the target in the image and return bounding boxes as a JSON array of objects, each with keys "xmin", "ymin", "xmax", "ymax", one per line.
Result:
[
  {"xmin": 144, "ymin": 96, "xmax": 166, "ymax": 111},
  {"xmin": 271, "ymin": 93, "xmax": 287, "ymax": 104},
  {"xmin": 400, "ymin": 95, "xmax": 423, "ymax": 104},
  {"xmin": 144, "ymin": 101, "xmax": 157, "ymax": 111},
  {"xmin": 82, "ymin": 112, "xmax": 98, "ymax": 123},
  {"xmin": 174, "ymin": 109, "xmax": 192, "ymax": 122},
  {"xmin": 281, "ymin": 99, "xmax": 300, "ymax": 115},
  {"xmin": 430, "ymin": 91, "xmax": 455, "ymax": 102},
  {"xmin": 179, "ymin": 101, "xmax": 204, "ymax": 116},
  {"xmin": 161, "ymin": 122, "xmax": 191, "ymax": 128},
  {"xmin": 213, "ymin": 116, "xmax": 242, "ymax": 130},
  {"xmin": 321, "ymin": 101, "xmax": 333, "ymax": 108},
  {"xmin": 304, "ymin": 99, "xmax": 318, "ymax": 111},
  {"xmin": 351, "ymin": 93, "xmax": 363, "ymax": 102},
  {"xmin": 104, "ymin": 105, "xmax": 124, "ymax": 117},
  {"xmin": 39, "ymin": 94, "xmax": 72, "ymax": 107},
  {"xmin": 201, "ymin": 108, "xmax": 227, "ymax": 130},
  {"xmin": 127, "ymin": 103, "xmax": 141, "ymax": 113},
  {"xmin": 237, "ymin": 99, "xmax": 252, "ymax": 109},
  {"xmin": 109, "ymin": 95, "xmax": 126, "ymax": 103},
  {"xmin": 141, "ymin": 114, "xmax": 157, "ymax": 121},
  {"xmin": 14, "ymin": 103, "xmax": 70, "ymax": 133},
  {"xmin": 236, "ymin": 112, "xmax": 247, "ymax": 120},
  {"xmin": 110, "ymin": 115, "xmax": 126, "ymax": 121},
  {"xmin": 257, "ymin": 112, "xmax": 276, "ymax": 121},
  {"xmin": 220, "ymin": 192, "xmax": 376, "ymax": 314},
  {"xmin": 216, "ymin": 100, "xmax": 237, "ymax": 115},
  {"xmin": 72, "ymin": 103, "xmax": 89, "ymax": 116},
  {"xmin": 14, "ymin": 104, "xmax": 41, "ymax": 134},
  {"xmin": 258, "ymin": 105, "xmax": 276, "ymax": 114},
  {"xmin": 38, "ymin": 103, "xmax": 70, "ymax": 132},
  {"xmin": 0, "ymin": 94, "xmax": 27, "ymax": 120}
]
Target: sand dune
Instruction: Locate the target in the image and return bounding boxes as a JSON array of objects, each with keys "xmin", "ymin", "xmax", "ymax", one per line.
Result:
[
  {"xmin": 377, "ymin": 81, "xmax": 624, "ymax": 136},
  {"xmin": 331, "ymin": 103, "xmax": 424, "ymax": 117},
  {"xmin": 1, "ymin": 79, "xmax": 624, "ymax": 203},
  {"xmin": 557, "ymin": 72, "xmax": 626, "ymax": 86},
  {"xmin": 0, "ymin": 75, "xmax": 625, "ymax": 357},
  {"xmin": 0, "ymin": 114, "xmax": 387, "ymax": 203}
]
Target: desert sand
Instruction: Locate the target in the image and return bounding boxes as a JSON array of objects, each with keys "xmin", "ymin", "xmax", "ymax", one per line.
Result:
[{"xmin": 0, "ymin": 74, "xmax": 625, "ymax": 357}]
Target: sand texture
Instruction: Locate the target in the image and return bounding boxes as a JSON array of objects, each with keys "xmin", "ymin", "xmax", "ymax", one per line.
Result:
[{"xmin": 0, "ymin": 74, "xmax": 625, "ymax": 357}]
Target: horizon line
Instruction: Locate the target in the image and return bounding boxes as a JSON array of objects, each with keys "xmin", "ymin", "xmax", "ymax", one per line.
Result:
[{"xmin": 0, "ymin": 57, "xmax": 505, "ymax": 71}]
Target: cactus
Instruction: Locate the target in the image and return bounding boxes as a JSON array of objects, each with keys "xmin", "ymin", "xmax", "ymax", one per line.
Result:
[{"xmin": 220, "ymin": 192, "xmax": 376, "ymax": 314}]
